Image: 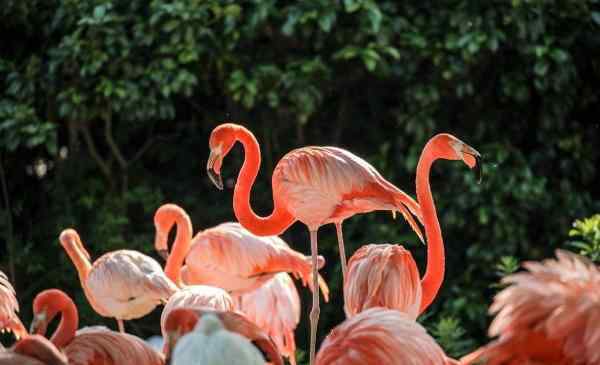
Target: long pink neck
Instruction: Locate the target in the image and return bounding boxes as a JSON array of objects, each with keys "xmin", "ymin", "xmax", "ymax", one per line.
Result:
[
  {"xmin": 417, "ymin": 142, "xmax": 445, "ymax": 313},
  {"xmin": 164, "ymin": 214, "xmax": 193, "ymax": 286},
  {"xmin": 232, "ymin": 127, "xmax": 295, "ymax": 236},
  {"xmin": 49, "ymin": 295, "xmax": 79, "ymax": 349},
  {"xmin": 63, "ymin": 244, "xmax": 91, "ymax": 284}
]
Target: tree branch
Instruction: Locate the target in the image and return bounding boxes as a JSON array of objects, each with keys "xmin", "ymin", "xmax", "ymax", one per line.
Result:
[
  {"xmin": 103, "ymin": 113, "xmax": 128, "ymax": 169},
  {"xmin": 80, "ymin": 123, "xmax": 113, "ymax": 183}
]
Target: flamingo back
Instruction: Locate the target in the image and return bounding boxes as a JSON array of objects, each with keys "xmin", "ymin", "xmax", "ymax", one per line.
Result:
[
  {"xmin": 7, "ymin": 335, "xmax": 68, "ymax": 365},
  {"xmin": 160, "ymin": 285, "xmax": 234, "ymax": 336},
  {"xmin": 486, "ymin": 249, "xmax": 600, "ymax": 364},
  {"xmin": 235, "ymin": 273, "xmax": 301, "ymax": 365},
  {"xmin": 86, "ymin": 250, "xmax": 177, "ymax": 320},
  {"xmin": 315, "ymin": 308, "xmax": 448, "ymax": 365},
  {"xmin": 65, "ymin": 327, "xmax": 165, "ymax": 365},
  {"xmin": 344, "ymin": 244, "xmax": 422, "ymax": 319},
  {"xmin": 0, "ymin": 270, "xmax": 26, "ymax": 338}
]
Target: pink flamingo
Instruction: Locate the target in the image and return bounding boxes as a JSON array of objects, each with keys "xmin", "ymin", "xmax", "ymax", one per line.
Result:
[
  {"xmin": 153, "ymin": 203, "xmax": 329, "ymax": 298},
  {"xmin": 344, "ymin": 134, "xmax": 480, "ymax": 318},
  {"xmin": 59, "ymin": 229, "xmax": 178, "ymax": 333},
  {"xmin": 206, "ymin": 124, "xmax": 479, "ymax": 363},
  {"xmin": 460, "ymin": 250, "xmax": 600, "ymax": 365},
  {"xmin": 0, "ymin": 270, "xmax": 27, "ymax": 339},
  {"xmin": 315, "ymin": 307, "xmax": 458, "ymax": 365},
  {"xmin": 0, "ymin": 335, "xmax": 67, "ymax": 365},
  {"xmin": 205, "ymin": 124, "xmax": 423, "ymax": 363},
  {"xmin": 235, "ymin": 272, "xmax": 301, "ymax": 365},
  {"xmin": 29, "ymin": 288, "xmax": 165, "ymax": 365},
  {"xmin": 163, "ymin": 307, "xmax": 283, "ymax": 365}
]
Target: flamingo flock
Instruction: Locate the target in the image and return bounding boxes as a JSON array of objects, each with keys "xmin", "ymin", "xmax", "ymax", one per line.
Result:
[{"xmin": 1, "ymin": 123, "xmax": 598, "ymax": 365}]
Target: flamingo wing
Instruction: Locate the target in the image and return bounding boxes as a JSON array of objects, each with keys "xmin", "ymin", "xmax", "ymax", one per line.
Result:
[
  {"xmin": 86, "ymin": 250, "xmax": 177, "ymax": 320},
  {"xmin": 65, "ymin": 327, "xmax": 165, "ymax": 365},
  {"xmin": 235, "ymin": 273, "xmax": 301, "ymax": 365},
  {"xmin": 9, "ymin": 335, "xmax": 68, "ymax": 365},
  {"xmin": 0, "ymin": 271, "xmax": 27, "ymax": 338}
]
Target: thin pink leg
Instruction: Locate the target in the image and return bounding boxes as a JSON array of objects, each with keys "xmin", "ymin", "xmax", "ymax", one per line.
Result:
[
  {"xmin": 309, "ymin": 229, "xmax": 320, "ymax": 365},
  {"xmin": 335, "ymin": 222, "xmax": 347, "ymax": 284},
  {"xmin": 117, "ymin": 319, "xmax": 125, "ymax": 333}
]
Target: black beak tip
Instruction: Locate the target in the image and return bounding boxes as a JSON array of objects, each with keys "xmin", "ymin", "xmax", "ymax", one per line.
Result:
[
  {"xmin": 207, "ymin": 168, "xmax": 224, "ymax": 190},
  {"xmin": 475, "ymin": 155, "xmax": 483, "ymax": 184},
  {"xmin": 158, "ymin": 249, "xmax": 169, "ymax": 261}
]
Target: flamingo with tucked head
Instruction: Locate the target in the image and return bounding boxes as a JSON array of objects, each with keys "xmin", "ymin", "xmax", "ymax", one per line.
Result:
[
  {"xmin": 0, "ymin": 270, "xmax": 27, "ymax": 340},
  {"xmin": 206, "ymin": 123, "xmax": 432, "ymax": 364},
  {"xmin": 345, "ymin": 134, "xmax": 480, "ymax": 317},
  {"xmin": 29, "ymin": 289, "xmax": 165, "ymax": 365},
  {"xmin": 59, "ymin": 229, "xmax": 177, "ymax": 333}
]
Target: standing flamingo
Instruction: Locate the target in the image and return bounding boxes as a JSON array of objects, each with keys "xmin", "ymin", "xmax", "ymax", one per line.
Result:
[
  {"xmin": 153, "ymin": 204, "xmax": 329, "ymax": 298},
  {"xmin": 29, "ymin": 289, "xmax": 165, "ymax": 365},
  {"xmin": 460, "ymin": 250, "xmax": 600, "ymax": 365},
  {"xmin": 0, "ymin": 335, "xmax": 67, "ymax": 365},
  {"xmin": 206, "ymin": 123, "xmax": 478, "ymax": 363},
  {"xmin": 163, "ymin": 307, "xmax": 283, "ymax": 365},
  {"xmin": 315, "ymin": 307, "xmax": 458, "ymax": 365},
  {"xmin": 235, "ymin": 272, "xmax": 301, "ymax": 365},
  {"xmin": 0, "ymin": 270, "xmax": 27, "ymax": 340},
  {"xmin": 345, "ymin": 133, "xmax": 480, "ymax": 317},
  {"xmin": 59, "ymin": 229, "xmax": 178, "ymax": 333},
  {"xmin": 171, "ymin": 313, "xmax": 265, "ymax": 365}
]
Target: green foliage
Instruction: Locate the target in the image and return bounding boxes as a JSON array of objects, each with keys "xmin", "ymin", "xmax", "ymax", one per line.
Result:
[
  {"xmin": 569, "ymin": 214, "xmax": 600, "ymax": 262},
  {"xmin": 1, "ymin": 0, "xmax": 599, "ymax": 359}
]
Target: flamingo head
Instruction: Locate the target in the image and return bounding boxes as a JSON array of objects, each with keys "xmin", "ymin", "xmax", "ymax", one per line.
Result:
[
  {"xmin": 207, "ymin": 123, "xmax": 242, "ymax": 190},
  {"xmin": 30, "ymin": 289, "xmax": 72, "ymax": 336},
  {"xmin": 163, "ymin": 308, "xmax": 199, "ymax": 360},
  {"xmin": 59, "ymin": 229, "xmax": 91, "ymax": 261},
  {"xmin": 430, "ymin": 133, "xmax": 482, "ymax": 183},
  {"xmin": 154, "ymin": 203, "xmax": 187, "ymax": 260}
]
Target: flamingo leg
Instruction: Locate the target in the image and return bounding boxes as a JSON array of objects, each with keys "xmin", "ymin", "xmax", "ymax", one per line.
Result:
[
  {"xmin": 309, "ymin": 229, "xmax": 320, "ymax": 365},
  {"xmin": 335, "ymin": 221, "xmax": 347, "ymax": 284},
  {"xmin": 117, "ymin": 319, "xmax": 125, "ymax": 333}
]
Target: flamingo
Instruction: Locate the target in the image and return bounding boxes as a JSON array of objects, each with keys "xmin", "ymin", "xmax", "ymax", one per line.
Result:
[
  {"xmin": 153, "ymin": 203, "xmax": 329, "ymax": 298},
  {"xmin": 206, "ymin": 123, "xmax": 479, "ymax": 363},
  {"xmin": 0, "ymin": 270, "xmax": 27, "ymax": 340},
  {"xmin": 0, "ymin": 335, "xmax": 67, "ymax": 365},
  {"xmin": 460, "ymin": 250, "xmax": 600, "ymax": 365},
  {"xmin": 29, "ymin": 288, "xmax": 165, "ymax": 365},
  {"xmin": 59, "ymin": 229, "xmax": 178, "ymax": 333},
  {"xmin": 315, "ymin": 307, "xmax": 458, "ymax": 365},
  {"xmin": 171, "ymin": 313, "xmax": 264, "ymax": 365},
  {"xmin": 234, "ymin": 272, "xmax": 301, "ymax": 365},
  {"xmin": 163, "ymin": 307, "xmax": 283, "ymax": 365}
]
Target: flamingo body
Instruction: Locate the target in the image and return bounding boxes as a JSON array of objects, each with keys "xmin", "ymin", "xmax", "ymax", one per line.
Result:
[
  {"xmin": 344, "ymin": 244, "xmax": 422, "ymax": 318},
  {"xmin": 0, "ymin": 270, "xmax": 26, "ymax": 339},
  {"xmin": 315, "ymin": 307, "xmax": 455, "ymax": 365},
  {"xmin": 235, "ymin": 273, "xmax": 301, "ymax": 365}
]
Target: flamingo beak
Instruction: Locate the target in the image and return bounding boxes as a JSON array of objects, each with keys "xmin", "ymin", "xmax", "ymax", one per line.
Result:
[
  {"xmin": 207, "ymin": 151, "xmax": 224, "ymax": 190},
  {"xmin": 462, "ymin": 145, "xmax": 482, "ymax": 184},
  {"xmin": 29, "ymin": 312, "xmax": 47, "ymax": 335},
  {"xmin": 158, "ymin": 249, "xmax": 169, "ymax": 261}
]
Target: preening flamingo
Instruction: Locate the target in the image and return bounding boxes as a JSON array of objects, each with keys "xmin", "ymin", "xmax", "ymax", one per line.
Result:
[
  {"xmin": 206, "ymin": 123, "xmax": 428, "ymax": 364},
  {"xmin": 59, "ymin": 229, "xmax": 178, "ymax": 333},
  {"xmin": 0, "ymin": 335, "xmax": 67, "ymax": 365},
  {"xmin": 29, "ymin": 289, "xmax": 165, "ymax": 365},
  {"xmin": 0, "ymin": 270, "xmax": 27, "ymax": 339},
  {"xmin": 460, "ymin": 250, "xmax": 600, "ymax": 365},
  {"xmin": 235, "ymin": 272, "xmax": 301, "ymax": 365},
  {"xmin": 315, "ymin": 307, "xmax": 458, "ymax": 365},
  {"xmin": 345, "ymin": 135, "xmax": 480, "ymax": 317},
  {"xmin": 171, "ymin": 313, "xmax": 264, "ymax": 365},
  {"xmin": 153, "ymin": 204, "xmax": 329, "ymax": 298},
  {"xmin": 163, "ymin": 307, "xmax": 283, "ymax": 365}
]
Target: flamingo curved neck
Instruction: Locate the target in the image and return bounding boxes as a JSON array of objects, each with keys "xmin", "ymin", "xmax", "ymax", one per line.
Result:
[
  {"xmin": 417, "ymin": 144, "xmax": 445, "ymax": 313},
  {"xmin": 164, "ymin": 214, "xmax": 193, "ymax": 286},
  {"xmin": 49, "ymin": 296, "xmax": 79, "ymax": 349},
  {"xmin": 63, "ymin": 244, "xmax": 92, "ymax": 284},
  {"xmin": 232, "ymin": 127, "xmax": 295, "ymax": 236}
]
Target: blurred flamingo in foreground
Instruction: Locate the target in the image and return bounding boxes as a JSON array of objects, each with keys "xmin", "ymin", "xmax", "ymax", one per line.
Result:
[
  {"xmin": 30, "ymin": 289, "xmax": 164, "ymax": 365},
  {"xmin": 59, "ymin": 229, "xmax": 177, "ymax": 333},
  {"xmin": 345, "ymin": 134, "xmax": 481, "ymax": 317},
  {"xmin": 460, "ymin": 250, "xmax": 600, "ymax": 365},
  {"xmin": 0, "ymin": 335, "xmax": 67, "ymax": 365},
  {"xmin": 171, "ymin": 313, "xmax": 264, "ymax": 365},
  {"xmin": 153, "ymin": 204, "xmax": 329, "ymax": 298},
  {"xmin": 315, "ymin": 307, "xmax": 458, "ymax": 365},
  {"xmin": 235, "ymin": 272, "xmax": 301, "ymax": 365},
  {"xmin": 0, "ymin": 270, "xmax": 27, "ymax": 339},
  {"xmin": 163, "ymin": 307, "xmax": 282, "ymax": 365},
  {"xmin": 206, "ymin": 123, "xmax": 426, "ymax": 364}
]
